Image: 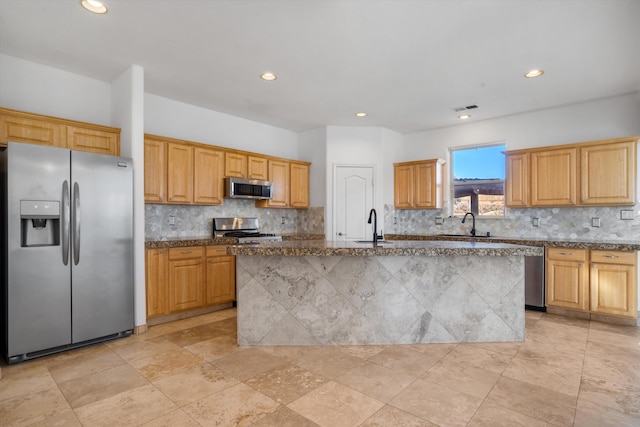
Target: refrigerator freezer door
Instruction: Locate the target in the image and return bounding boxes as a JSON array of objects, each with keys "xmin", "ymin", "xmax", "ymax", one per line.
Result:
[
  {"xmin": 70, "ymin": 151, "xmax": 133, "ymax": 343},
  {"xmin": 5, "ymin": 143, "xmax": 72, "ymax": 356}
]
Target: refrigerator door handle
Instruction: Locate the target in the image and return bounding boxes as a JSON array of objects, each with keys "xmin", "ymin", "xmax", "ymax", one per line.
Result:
[
  {"xmin": 62, "ymin": 180, "xmax": 70, "ymax": 265},
  {"xmin": 72, "ymin": 182, "xmax": 81, "ymax": 265}
]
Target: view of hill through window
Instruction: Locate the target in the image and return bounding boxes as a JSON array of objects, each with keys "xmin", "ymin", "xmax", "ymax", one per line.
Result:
[{"xmin": 451, "ymin": 144, "xmax": 506, "ymax": 217}]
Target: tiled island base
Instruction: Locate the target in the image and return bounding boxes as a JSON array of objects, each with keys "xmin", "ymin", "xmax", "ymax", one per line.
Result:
[{"xmin": 236, "ymin": 255, "xmax": 525, "ymax": 345}]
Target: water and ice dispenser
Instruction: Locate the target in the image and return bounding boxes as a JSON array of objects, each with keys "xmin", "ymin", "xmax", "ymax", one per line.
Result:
[{"xmin": 20, "ymin": 200, "xmax": 61, "ymax": 247}]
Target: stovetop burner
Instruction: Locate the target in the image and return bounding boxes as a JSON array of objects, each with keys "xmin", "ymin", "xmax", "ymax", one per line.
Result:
[{"xmin": 213, "ymin": 217, "xmax": 282, "ymax": 242}]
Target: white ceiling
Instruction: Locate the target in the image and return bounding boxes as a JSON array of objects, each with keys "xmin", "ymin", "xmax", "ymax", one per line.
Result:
[{"xmin": 1, "ymin": 0, "xmax": 639, "ymax": 134}]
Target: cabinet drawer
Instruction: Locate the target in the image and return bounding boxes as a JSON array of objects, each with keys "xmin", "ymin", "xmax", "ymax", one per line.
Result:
[
  {"xmin": 168, "ymin": 247, "xmax": 204, "ymax": 260},
  {"xmin": 591, "ymin": 250, "xmax": 637, "ymax": 266},
  {"xmin": 546, "ymin": 248, "xmax": 588, "ymax": 262},
  {"xmin": 206, "ymin": 246, "xmax": 228, "ymax": 257}
]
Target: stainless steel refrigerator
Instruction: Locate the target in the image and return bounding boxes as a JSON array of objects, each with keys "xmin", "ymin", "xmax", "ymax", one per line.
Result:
[{"xmin": 1, "ymin": 142, "xmax": 134, "ymax": 363}]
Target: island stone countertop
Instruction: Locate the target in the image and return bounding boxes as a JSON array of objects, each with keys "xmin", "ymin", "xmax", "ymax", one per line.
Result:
[
  {"xmin": 387, "ymin": 234, "xmax": 640, "ymax": 251},
  {"xmin": 145, "ymin": 234, "xmax": 639, "ymax": 252},
  {"xmin": 226, "ymin": 239, "xmax": 543, "ymax": 257}
]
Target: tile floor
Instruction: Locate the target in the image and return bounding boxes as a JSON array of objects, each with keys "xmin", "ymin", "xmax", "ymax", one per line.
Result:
[{"xmin": 1, "ymin": 309, "xmax": 639, "ymax": 426}]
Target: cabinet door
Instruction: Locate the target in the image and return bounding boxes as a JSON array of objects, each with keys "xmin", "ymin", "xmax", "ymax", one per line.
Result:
[
  {"xmin": 167, "ymin": 143, "xmax": 194, "ymax": 203},
  {"xmin": 589, "ymin": 250, "xmax": 637, "ymax": 318},
  {"xmin": 414, "ymin": 161, "xmax": 440, "ymax": 208},
  {"xmin": 225, "ymin": 152, "xmax": 247, "ymax": 178},
  {"xmin": 168, "ymin": 257, "xmax": 204, "ymax": 312},
  {"xmin": 290, "ymin": 162, "xmax": 310, "ymax": 208},
  {"xmin": 0, "ymin": 114, "xmax": 66, "ymax": 148},
  {"xmin": 546, "ymin": 249, "xmax": 589, "ymax": 311},
  {"xmin": 248, "ymin": 155, "xmax": 268, "ymax": 180},
  {"xmin": 505, "ymin": 153, "xmax": 529, "ymax": 207},
  {"xmin": 531, "ymin": 148, "xmax": 577, "ymax": 206},
  {"xmin": 144, "ymin": 138, "xmax": 167, "ymax": 203},
  {"xmin": 580, "ymin": 141, "xmax": 636, "ymax": 206},
  {"xmin": 194, "ymin": 146, "xmax": 224, "ymax": 205},
  {"xmin": 394, "ymin": 164, "xmax": 414, "ymax": 208},
  {"xmin": 267, "ymin": 160, "xmax": 290, "ymax": 207},
  {"xmin": 205, "ymin": 255, "xmax": 236, "ymax": 305},
  {"xmin": 145, "ymin": 249, "xmax": 168, "ymax": 317},
  {"xmin": 67, "ymin": 126, "xmax": 120, "ymax": 156}
]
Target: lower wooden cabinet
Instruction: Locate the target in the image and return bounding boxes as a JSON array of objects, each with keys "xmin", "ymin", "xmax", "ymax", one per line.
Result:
[
  {"xmin": 589, "ymin": 250, "xmax": 638, "ymax": 317},
  {"xmin": 168, "ymin": 247, "xmax": 204, "ymax": 312},
  {"xmin": 145, "ymin": 249, "xmax": 168, "ymax": 317},
  {"xmin": 546, "ymin": 248, "xmax": 638, "ymax": 318},
  {"xmin": 546, "ymin": 248, "xmax": 589, "ymax": 311},
  {"xmin": 145, "ymin": 245, "xmax": 236, "ymax": 318},
  {"xmin": 205, "ymin": 246, "xmax": 236, "ymax": 305}
]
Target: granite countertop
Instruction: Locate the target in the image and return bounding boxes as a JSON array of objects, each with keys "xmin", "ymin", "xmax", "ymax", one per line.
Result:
[
  {"xmin": 144, "ymin": 234, "xmax": 325, "ymax": 249},
  {"xmin": 226, "ymin": 239, "xmax": 543, "ymax": 257},
  {"xmin": 145, "ymin": 233, "xmax": 640, "ymax": 252},
  {"xmin": 386, "ymin": 234, "xmax": 640, "ymax": 251}
]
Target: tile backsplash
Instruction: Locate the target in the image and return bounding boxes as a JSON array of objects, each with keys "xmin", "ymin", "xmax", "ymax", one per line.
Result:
[
  {"xmin": 146, "ymin": 199, "xmax": 639, "ymax": 242},
  {"xmin": 384, "ymin": 203, "xmax": 640, "ymax": 241},
  {"xmin": 145, "ymin": 199, "xmax": 324, "ymax": 239}
]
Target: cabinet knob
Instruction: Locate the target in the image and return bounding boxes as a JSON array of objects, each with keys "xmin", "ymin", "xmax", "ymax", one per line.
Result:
[
  {"xmin": 558, "ymin": 252, "xmax": 572, "ymax": 256},
  {"xmin": 603, "ymin": 255, "xmax": 619, "ymax": 259}
]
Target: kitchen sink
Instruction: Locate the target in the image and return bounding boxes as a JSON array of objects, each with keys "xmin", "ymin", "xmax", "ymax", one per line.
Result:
[
  {"xmin": 437, "ymin": 234, "xmax": 491, "ymax": 238},
  {"xmin": 354, "ymin": 240, "xmax": 394, "ymax": 245}
]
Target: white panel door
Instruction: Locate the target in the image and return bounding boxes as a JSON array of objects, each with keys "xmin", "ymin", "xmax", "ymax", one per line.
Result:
[{"xmin": 334, "ymin": 165, "xmax": 374, "ymax": 241}]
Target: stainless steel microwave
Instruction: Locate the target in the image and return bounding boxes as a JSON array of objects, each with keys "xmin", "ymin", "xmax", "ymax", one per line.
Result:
[{"xmin": 224, "ymin": 177, "xmax": 273, "ymax": 200}]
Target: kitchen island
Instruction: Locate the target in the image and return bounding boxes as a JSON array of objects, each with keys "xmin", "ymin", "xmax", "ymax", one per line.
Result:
[{"xmin": 228, "ymin": 240, "xmax": 542, "ymax": 346}]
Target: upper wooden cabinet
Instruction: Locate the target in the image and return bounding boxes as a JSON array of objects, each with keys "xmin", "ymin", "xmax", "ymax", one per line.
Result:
[
  {"xmin": 66, "ymin": 126, "xmax": 119, "ymax": 155},
  {"xmin": 144, "ymin": 137, "xmax": 167, "ymax": 203},
  {"xmin": 144, "ymin": 133, "xmax": 311, "ymax": 208},
  {"xmin": 225, "ymin": 152, "xmax": 247, "ymax": 178},
  {"xmin": 0, "ymin": 107, "xmax": 120, "ymax": 155},
  {"xmin": 144, "ymin": 134, "xmax": 224, "ymax": 206},
  {"xmin": 394, "ymin": 159, "xmax": 445, "ymax": 209},
  {"xmin": 580, "ymin": 140, "xmax": 636, "ymax": 205},
  {"xmin": 248, "ymin": 155, "xmax": 268, "ymax": 180},
  {"xmin": 505, "ymin": 153, "xmax": 529, "ymax": 207},
  {"xmin": 167, "ymin": 142, "xmax": 194, "ymax": 204},
  {"xmin": 256, "ymin": 159, "xmax": 311, "ymax": 209},
  {"xmin": 531, "ymin": 148, "xmax": 578, "ymax": 206},
  {"xmin": 265, "ymin": 160, "xmax": 290, "ymax": 208},
  {"xmin": 194, "ymin": 146, "xmax": 224, "ymax": 205},
  {"xmin": 290, "ymin": 162, "xmax": 310, "ymax": 208},
  {"xmin": 505, "ymin": 137, "xmax": 638, "ymax": 208}
]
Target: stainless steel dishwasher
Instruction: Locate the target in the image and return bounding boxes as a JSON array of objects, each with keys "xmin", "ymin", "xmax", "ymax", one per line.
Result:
[{"xmin": 525, "ymin": 255, "xmax": 545, "ymax": 311}]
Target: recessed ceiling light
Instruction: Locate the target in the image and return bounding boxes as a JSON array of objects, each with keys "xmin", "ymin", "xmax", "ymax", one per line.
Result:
[
  {"xmin": 81, "ymin": 0, "xmax": 108, "ymax": 14},
  {"xmin": 458, "ymin": 114, "xmax": 471, "ymax": 120},
  {"xmin": 260, "ymin": 72, "xmax": 277, "ymax": 81},
  {"xmin": 524, "ymin": 69, "xmax": 544, "ymax": 78},
  {"xmin": 355, "ymin": 112, "xmax": 367, "ymax": 117}
]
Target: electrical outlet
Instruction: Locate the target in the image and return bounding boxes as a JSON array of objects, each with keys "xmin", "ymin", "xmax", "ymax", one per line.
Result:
[
  {"xmin": 532, "ymin": 217, "xmax": 539, "ymax": 227},
  {"xmin": 168, "ymin": 216, "xmax": 176, "ymax": 226},
  {"xmin": 621, "ymin": 210, "xmax": 634, "ymax": 220},
  {"xmin": 435, "ymin": 217, "xmax": 444, "ymax": 225},
  {"xmin": 591, "ymin": 217, "xmax": 601, "ymax": 227},
  {"xmin": 281, "ymin": 216, "xmax": 285, "ymax": 224}
]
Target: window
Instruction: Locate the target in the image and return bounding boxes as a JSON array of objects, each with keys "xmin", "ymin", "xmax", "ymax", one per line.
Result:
[{"xmin": 451, "ymin": 143, "xmax": 505, "ymax": 217}]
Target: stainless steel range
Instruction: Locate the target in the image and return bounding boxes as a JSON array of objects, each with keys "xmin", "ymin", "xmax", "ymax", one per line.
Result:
[{"xmin": 213, "ymin": 217, "xmax": 282, "ymax": 243}]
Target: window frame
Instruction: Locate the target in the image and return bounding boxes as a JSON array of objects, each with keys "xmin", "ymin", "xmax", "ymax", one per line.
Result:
[{"xmin": 449, "ymin": 141, "xmax": 507, "ymax": 218}]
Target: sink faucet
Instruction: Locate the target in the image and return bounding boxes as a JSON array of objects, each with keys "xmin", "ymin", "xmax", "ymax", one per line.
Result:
[
  {"xmin": 462, "ymin": 212, "xmax": 476, "ymax": 236},
  {"xmin": 367, "ymin": 208, "xmax": 379, "ymax": 243}
]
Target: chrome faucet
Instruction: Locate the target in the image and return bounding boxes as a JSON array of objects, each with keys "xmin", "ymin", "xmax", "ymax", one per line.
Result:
[
  {"xmin": 462, "ymin": 212, "xmax": 476, "ymax": 236},
  {"xmin": 367, "ymin": 208, "xmax": 379, "ymax": 243}
]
